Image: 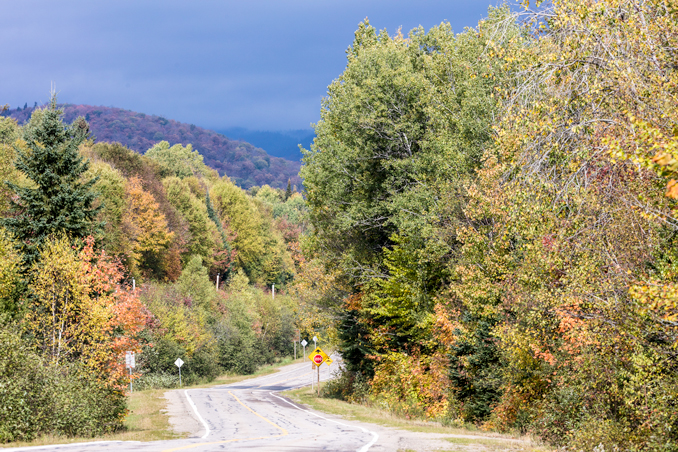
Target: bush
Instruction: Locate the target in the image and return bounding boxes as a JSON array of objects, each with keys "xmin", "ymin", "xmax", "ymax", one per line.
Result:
[
  {"xmin": 320, "ymin": 369, "xmax": 369, "ymax": 404},
  {"xmin": 133, "ymin": 372, "xmax": 179, "ymax": 391},
  {"xmin": 137, "ymin": 337, "xmax": 220, "ymax": 386},
  {"xmin": 0, "ymin": 329, "xmax": 126, "ymax": 443}
]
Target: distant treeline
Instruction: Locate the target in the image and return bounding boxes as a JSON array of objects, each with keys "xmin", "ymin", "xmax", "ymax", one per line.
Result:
[{"xmin": 2, "ymin": 104, "xmax": 301, "ymax": 190}]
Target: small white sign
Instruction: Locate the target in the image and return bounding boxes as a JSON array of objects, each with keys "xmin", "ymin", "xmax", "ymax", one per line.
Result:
[
  {"xmin": 125, "ymin": 351, "xmax": 135, "ymax": 369},
  {"xmin": 301, "ymin": 339, "xmax": 307, "ymax": 347},
  {"xmin": 313, "ymin": 336, "xmax": 317, "ymax": 342},
  {"xmin": 175, "ymin": 358, "xmax": 184, "ymax": 368}
]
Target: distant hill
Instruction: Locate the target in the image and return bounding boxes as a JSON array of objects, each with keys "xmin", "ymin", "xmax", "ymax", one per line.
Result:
[
  {"xmin": 218, "ymin": 128, "xmax": 314, "ymax": 161},
  {"xmin": 2, "ymin": 104, "xmax": 301, "ymax": 190}
]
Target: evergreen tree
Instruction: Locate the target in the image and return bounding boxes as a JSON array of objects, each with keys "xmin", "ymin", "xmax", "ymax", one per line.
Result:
[
  {"xmin": 284, "ymin": 178, "xmax": 292, "ymax": 201},
  {"xmin": 2, "ymin": 95, "xmax": 100, "ymax": 265}
]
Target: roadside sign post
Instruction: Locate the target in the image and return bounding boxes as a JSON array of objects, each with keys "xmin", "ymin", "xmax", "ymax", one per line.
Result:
[
  {"xmin": 175, "ymin": 358, "xmax": 184, "ymax": 387},
  {"xmin": 313, "ymin": 335, "xmax": 317, "ymax": 349},
  {"xmin": 301, "ymin": 339, "xmax": 307, "ymax": 361},
  {"xmin": 308, "ymin": 347, "xmax": 329, "ymax": 397},
  {"xmin": 125, "ymin": 351, "xmax": 135, "ymax": 392}
]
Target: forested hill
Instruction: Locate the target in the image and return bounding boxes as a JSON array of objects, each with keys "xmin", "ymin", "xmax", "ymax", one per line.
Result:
[{"xmin": 2, "ymin": 104, "xmax": 301, "ymax": 190}]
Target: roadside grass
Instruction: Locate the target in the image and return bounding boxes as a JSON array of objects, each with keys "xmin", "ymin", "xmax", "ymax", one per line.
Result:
[
  {"xmin": 0, "ymin": 357, "xmax": 303, "ymax": 449},
  {"xmin": 282, "ymin": 387, "xmax": 550, "ymax": 452}
]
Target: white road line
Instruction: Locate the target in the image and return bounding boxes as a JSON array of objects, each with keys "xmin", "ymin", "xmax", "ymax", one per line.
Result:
[
  {"xmin": 184, "ymin": 389, "xmax": 210, "ymax": 439},
  {"xmin": 269, "ymin": 392, "xmax": 379, "ymax": 452}
]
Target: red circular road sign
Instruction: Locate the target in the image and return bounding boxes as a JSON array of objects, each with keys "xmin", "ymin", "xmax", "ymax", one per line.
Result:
[{"xmin": 313, "ymin": 354, "xmax": 323, "ymax": 365}]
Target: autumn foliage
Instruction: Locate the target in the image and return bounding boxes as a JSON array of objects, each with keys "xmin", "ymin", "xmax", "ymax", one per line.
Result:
[
  {"xmin": 301, "ymin": 1, "xmax": 678, "ymax": 449},
  {"xmin": 0, "ymin": 98, "xmax": 307, "ymax": 442}
]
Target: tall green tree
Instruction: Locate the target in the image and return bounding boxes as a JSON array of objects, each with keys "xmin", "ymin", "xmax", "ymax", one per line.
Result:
[
  {"xmin": 2, "ymin": 96, "xmax": 99, "ymax": 265},
  {"xmin": 301, "ymin": 8, "xmax": 524, "ymax": 375},
  {"xmin": 284, "ymin": 179, "xmax": 292, "ymax": 201}
]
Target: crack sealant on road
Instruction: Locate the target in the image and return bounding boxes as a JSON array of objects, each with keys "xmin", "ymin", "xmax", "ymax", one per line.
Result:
[{"xmin": 269, "ymin": 392, "xmax": 379, "ymax": 452}]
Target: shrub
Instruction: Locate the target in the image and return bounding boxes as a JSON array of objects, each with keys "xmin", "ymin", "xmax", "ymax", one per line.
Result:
[
  {"xmin": 320, "ymin": 369, "xmax": 369, "ymax": 404},
  {"xmin": 0, "ymin": 329, "xmax": 126, "ymax": 443},
  {"xmin": 133, "ymin": 372, "xmax": 180, "ymax": 391}
]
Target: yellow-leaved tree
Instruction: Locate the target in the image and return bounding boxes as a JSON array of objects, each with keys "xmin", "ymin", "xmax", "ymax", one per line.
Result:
[
  {"xmin": 123, "ymin": 176, "xmax": 174, "ymax": 279},
  {"xmin": 25, "ymin": 236, "xmax": 150, "ymax": 386}
]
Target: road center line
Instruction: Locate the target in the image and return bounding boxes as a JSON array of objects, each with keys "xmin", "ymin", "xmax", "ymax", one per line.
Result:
[
  {"xmin": 228, "ymin": 390, "xmax": 289, "ymax": 435},
  {"xmin": 269, "ymin": 392, "xmax": 379, "ymax": 452}
]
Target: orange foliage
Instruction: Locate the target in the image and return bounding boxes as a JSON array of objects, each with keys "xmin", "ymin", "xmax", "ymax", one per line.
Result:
[{"xmin": 27, "ymin": 236, "xmax": 151, "ymax": 388}]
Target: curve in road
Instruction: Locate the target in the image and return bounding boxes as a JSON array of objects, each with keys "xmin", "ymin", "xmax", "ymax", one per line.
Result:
[{"xmin": 6, "ymin": 356, "xmax": 379, "ymax": 452}]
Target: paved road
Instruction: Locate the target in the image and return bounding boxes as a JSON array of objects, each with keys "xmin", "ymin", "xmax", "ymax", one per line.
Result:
[{"xmin": 7, "ymin": 358, "xmax": 380, "ymax": 452}]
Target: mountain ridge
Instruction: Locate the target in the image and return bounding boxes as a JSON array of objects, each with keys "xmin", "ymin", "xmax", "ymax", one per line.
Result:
[{"xmin": 2, "ymin": 104, "xmax": 301, "ymax": 190}]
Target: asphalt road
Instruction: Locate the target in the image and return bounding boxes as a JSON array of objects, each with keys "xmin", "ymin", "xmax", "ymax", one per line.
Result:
[{"xmin": 7, "ymin": 358, "xmax": 381, "ymax": 452}]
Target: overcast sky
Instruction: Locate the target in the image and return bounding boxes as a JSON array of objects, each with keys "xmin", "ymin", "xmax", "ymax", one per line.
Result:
[{"xmin": 1, "ymin": 1, "xmax": 504, "ymax": 131}]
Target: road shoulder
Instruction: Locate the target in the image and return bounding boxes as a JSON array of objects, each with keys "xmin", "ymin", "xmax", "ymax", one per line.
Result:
[{"xmin": 163, "ymin": 391, "xmax": 202, "ymax": 439}]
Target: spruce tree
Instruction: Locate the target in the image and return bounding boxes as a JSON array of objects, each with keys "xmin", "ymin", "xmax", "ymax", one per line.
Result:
[
  {"xmin": 284, "ymin": 178, "xmax": 292, "ymax": 201},
  {"xmin": 2, "ymin": 95, "xmax": 100, "ymax": 265}
]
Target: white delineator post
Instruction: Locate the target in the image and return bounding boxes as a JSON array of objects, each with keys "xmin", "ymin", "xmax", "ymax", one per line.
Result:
[
  {"xmin": 272, "ymin": 284, "xmax": 275, "ymax": 300},
  {"xmin": 125, "ymin": 351, "xmax": 135, "ymax": 392},
  {"xmin": 301, "ymin": 339, "xmax": 308, "ymax": 388},
  {"xmin": 216, "ymin": 273, "xmax": 220, "ymax": 290},
  {"xmin": 175, "ymin": 358, "xmax": 184, "ymax": 387}
]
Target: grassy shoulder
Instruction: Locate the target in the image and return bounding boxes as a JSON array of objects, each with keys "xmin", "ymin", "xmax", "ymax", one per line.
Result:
[
  {"xmin": 0, "ymin": 357, "xmax": 302, "ymax": 449},
  {"xmin": 282, "ymin": 387, "xmax": 550, "ymax": 452}
]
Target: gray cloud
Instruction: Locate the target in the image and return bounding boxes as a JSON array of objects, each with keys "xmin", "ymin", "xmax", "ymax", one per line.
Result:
[{"xmin": 1, "ymin": 0, "xmax": 499, "ymax": 130}]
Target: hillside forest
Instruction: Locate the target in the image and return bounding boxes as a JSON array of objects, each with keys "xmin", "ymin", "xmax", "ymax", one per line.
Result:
[
  {"xmin": 2, "ymin": 104, "xmax": 302, "ymax": 190},
  {"xmin": 0, "ymin": 97, "xmax": 318, "ymax": 441},
  {"xmin": 2, "ymin": 0, "xmax": 678, "ymax": 450}
]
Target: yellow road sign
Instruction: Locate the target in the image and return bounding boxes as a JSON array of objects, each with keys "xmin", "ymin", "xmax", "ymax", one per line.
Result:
[
  {"xmin": 308, "ymin": 347, "xmax": 329, "ymax": 366},
  {"xmin": 325, "ymin": 357, "xmax": 333, "ymax": 366}
]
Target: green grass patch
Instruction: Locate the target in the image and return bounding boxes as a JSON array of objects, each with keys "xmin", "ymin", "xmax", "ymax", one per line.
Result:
[
  {"xmin": 283, "ymin": 386, "xmax": 480, "ymax": 435},
  {"xmin": 281, "ymin": 386, "xmax": 549, "ymax": 451}
]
